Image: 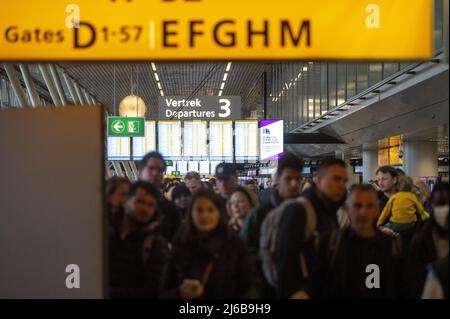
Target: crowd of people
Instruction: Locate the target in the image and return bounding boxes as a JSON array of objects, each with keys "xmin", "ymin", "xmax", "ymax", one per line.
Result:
[{"xmin": 105, "ymin": 151, "xmax": 449, "ymax": 299}]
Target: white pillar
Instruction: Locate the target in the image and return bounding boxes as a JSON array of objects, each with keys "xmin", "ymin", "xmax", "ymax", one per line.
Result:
[
  {"xmin": 362, "ymin": 149, "xmax": 379, "ymax": 183},
  {"xmin": 404, "ymin": 141, "xmax": 438, "ymax": 178}
]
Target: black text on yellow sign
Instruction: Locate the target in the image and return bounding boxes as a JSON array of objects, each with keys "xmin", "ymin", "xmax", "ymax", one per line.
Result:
[{"xmin": 0, "ymin": 0, "xmax": 433, "ymax": 61}]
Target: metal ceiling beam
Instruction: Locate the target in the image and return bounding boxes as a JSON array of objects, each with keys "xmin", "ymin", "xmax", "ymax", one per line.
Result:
[
  {"xmin": 73, "ymin": 81, "xmax": 86, "ymax": 105},
  {"xmin": 38, "ymin": 64, "xmax": 63, "ymax": 107},
  {"xmin": 2, "ymin": 63, "xmax": 29, "ymax": 107},
  {"xmin": 83, "ymin": 90, "xmax": 93, "ymax": 105},
  {"xmin": 19, "ymin": 64, "xmax": 41, "ymax": 108},
  {"xmin": 62, "ymin": 71, "xmax": 81, "ymax": 105},
  {"xmin": 48, "ymin": 65, "xmax": 68, "ymax": 105}
]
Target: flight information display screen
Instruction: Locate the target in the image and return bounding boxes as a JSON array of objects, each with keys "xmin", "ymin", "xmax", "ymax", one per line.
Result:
[
  {"xmin": 132, "ymin": 121, "xmax": 156, "ymax": 160},
  {"xmin": 199, "ymin": 161, "xmax": 211, "ymax": 175},
  {"xmin": 235, "ymin": 120, "xmax": 259, "ymax": 161},
  {"xmin": 209, "ymin": 121, "xmax": 233, "ymax": 161},
  {"xmin": 107, "ymin": 137, "xmax": 131, "ymax": 161},
  {"xmin": 158, "ymin": 121, "xmax": 182, "ymax": 160},
  {"xmin": 183, "ymin": 121, "xmax": 208, "ymax": 160}
]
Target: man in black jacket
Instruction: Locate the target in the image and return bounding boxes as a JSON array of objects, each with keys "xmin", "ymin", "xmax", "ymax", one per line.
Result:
[
  {"xmin": 275, "ymin": 157, "xmax": 347, "ymax": 299},
  {"xmin": 109, "ymin": 181, "xmax": 169, "ymax": 299},
  {"xmin": 139, "ymin": 151, "xmax": 181, "ymax": 243},
  {"xmin": 244, "ymin": 153, "xmax": 303, "ymax": 255},
  {"xmin": 312, "ymin": 184, "xmax": 405, "ymax": 299},
  {"xmin": 215, "ymin": 162, "xmax": 239, "ymax": 208}
]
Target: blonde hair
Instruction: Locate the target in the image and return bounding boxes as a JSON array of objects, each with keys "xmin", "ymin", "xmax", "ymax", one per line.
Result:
[
  {"xmin": 413, "ymin": 178, "xmax": 431, "ymax": 205},
  {"xmin": 397, "ymin": 175, "xmax": 414, "ymax": 192}
]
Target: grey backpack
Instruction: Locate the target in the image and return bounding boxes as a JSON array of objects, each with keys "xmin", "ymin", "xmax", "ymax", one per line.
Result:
[{"xmin": 259, "ymin": 196, "xmax": 317, "ymax": 287}]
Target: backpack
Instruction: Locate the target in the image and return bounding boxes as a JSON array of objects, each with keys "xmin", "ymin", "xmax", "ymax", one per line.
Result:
[{"xmin": 259, "ymin": 196, "xmax": 317, "ymax": 287}]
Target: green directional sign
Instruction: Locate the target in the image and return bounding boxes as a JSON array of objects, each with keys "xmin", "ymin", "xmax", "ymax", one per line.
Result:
[
  {"xmin": 108, "ymin": 117, "xmax": 145, "ymax": 137},
  {"xmin": 166, "ymin": 160, "xmax": 174, "ymax": 167}
]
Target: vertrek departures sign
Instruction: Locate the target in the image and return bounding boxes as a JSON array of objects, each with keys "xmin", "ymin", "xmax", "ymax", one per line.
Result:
[
  {"xmin": 0, "ymin": 0, "xmax": 433, "ymax": 61},
  {"xmin": 158, "ymin": 96, "xmax": 241, "ymax": 120}
]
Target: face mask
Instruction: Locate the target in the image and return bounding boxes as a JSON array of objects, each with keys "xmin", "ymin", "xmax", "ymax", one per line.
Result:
[{"xmin": 433, "ymin": 205, "xmax": 449, "ymax": 229}]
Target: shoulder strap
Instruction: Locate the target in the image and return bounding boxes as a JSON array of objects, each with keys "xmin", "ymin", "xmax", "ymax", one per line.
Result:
[
  {"xmin": 201, "ymin": 259, "xmax": 215, "ymax": 287},
  {"xmin": 296, "ymin": 196, "xmax": 317, "ymax": 241}
]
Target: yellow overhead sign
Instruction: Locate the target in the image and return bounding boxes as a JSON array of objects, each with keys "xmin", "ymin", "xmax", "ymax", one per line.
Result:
[{"xmin": 0, "ymin": 0, "xmax": 433, "ymax": 61}]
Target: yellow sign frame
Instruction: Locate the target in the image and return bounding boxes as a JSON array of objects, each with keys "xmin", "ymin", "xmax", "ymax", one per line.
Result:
[{"xmin": 0, "ymin": 0, "xmax": 433, "ymax": 61}]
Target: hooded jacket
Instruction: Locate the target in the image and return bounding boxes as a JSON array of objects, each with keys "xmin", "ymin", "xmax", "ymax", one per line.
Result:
[
  {"xmin": 163, "ymin": 227, "xmax": 262, "ymax": 299},
  {"xmin": 109, "ymin": 214, "xmax": 169, "ymax": 299}
]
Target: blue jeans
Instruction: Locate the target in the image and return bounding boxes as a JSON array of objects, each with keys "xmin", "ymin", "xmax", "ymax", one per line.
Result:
[{"xmin": 385, "ymin": 222, "xmax": 416, "ymax": 233}]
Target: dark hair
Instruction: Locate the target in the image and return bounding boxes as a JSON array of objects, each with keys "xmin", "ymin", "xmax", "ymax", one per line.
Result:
[
  {"xmin": 106, "ymin": 177, "xmax": 130, "ymax": 196},
  {"xmin": 430, "ymin": 182, "xmax": 449, "ymax": 202},
  {"xmin": 138, "ymin": 151, "xmax": 166, "ymax": 172},
  {"xmin": 349, "ymin": 183, "xmax": 378, "ymax": 198},
  {"xmin": 317, "ymin": 157, "xmax": 346, "ymax": 175},
  {"xmin": 128, "ymin": 181, "xmax": 161, "ymax": 200},
  {"xmin": 276, "ymin": 153, "xmax": 304, "ymax": 176},
  {"xmin": 375, "ymin": 165, "xmax": 398, "ymax": 179},
  {"xmin": 172, "ymin": 184, "xmax": 191, "ymax": 201},
  {"xmin": 185, "ymin": 171, "xmax": 201, "ymax": 181},
  {"xmin": 395, "ymin": 168, "xmax": 406, "ymax": 176}
]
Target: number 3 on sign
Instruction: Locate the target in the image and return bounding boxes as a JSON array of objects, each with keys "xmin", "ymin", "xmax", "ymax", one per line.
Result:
[{"xmin": 219, "ymin": 99, "xmax": 231, "ymax": 118}]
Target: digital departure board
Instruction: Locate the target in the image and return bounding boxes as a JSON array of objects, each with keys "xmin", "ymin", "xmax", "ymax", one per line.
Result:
[
  {"xmin": 177, "ymin": 161, "xmax": 188, "ymax": 175},
  {"xmin": 235, "ymin": 120, "xmax": 259, "ymax": 161},
  {"xmin": 210, "ymin": 161, "xmax": 222, "ymax": 176},
  {"xmin": 107, "ymin": 137, "xmax": 130, "ymax": 161},
  {"xmin": 199, "ymin": 161, "xmax": 211, "ymax": 175},
  {"xmin": 183, "ymin": 121, "xmax": 208, "ymax": 160},
  {"xmin": 209, "ymin": 121, "xmax": 233, "ymax": 161},
  {"xmin": 158, "ymin": 121, "xmax": 182, "ymax": 160},
  {"xmin": 132, "ymin": 121, "xmax": 156, "ymax": 160},
  {"xmin": 188, "ymin": 161, "xmax": 199, "ymax": 172}
]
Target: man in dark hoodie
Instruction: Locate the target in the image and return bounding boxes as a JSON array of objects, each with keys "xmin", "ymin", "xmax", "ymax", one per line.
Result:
[
  {"xmin": 109, "ymin": 181, "xmax": 169, "ymax": 299},
  {"xmin": 243, "ymin": 153, "xmax": 304, "ymax": 256},
  {"xmin": 138, "ymin": 151, "xmax": 181, "ymax": 243},
  {"xmin": 274, "ymin": 157, "xmax": 348, "ymax": 299},
  {"xmin": 311, "ymin": 184, "xmax": 405, "ymax": 299},
  {"xmin": 242, "ymin": 153, "xmax": 303, "ymax": 298}
]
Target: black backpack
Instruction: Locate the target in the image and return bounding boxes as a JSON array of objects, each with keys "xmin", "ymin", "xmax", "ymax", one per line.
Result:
[{"xmin": 259, "ymin": 196, "xmax": 317, "ymax": 287}]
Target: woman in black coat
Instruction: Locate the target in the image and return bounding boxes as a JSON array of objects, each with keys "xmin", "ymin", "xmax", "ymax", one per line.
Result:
[{"xmin": 163, "ymin": 189, "xmax": 262, "ymax": 299}]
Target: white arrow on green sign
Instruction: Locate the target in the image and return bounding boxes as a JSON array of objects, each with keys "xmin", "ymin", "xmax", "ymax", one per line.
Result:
[{"xmin": 108, "ymin": 117, "xmax": 145, "ymax": 137}]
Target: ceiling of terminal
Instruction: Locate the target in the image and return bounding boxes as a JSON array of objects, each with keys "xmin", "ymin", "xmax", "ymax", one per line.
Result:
[
  {"xmin": 56, "ymin": 62, "xmax": 269, "ymax": 118},
  {"xmin": 20, "ymin": 61, "xmax": 448, "ymax": 161}
]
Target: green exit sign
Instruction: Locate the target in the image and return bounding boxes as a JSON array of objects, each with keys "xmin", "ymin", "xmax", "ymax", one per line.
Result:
[
  {"xmin": 166, "ymin": 160, "xmax": 174, "ymax": 166},
  {"xmin": 108, "ymin": 117, "xmax": 145, "ymax": 137}
]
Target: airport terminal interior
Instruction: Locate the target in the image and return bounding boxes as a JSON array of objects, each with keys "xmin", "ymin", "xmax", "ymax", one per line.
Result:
[{"xmin": 0, "ymin": 0, "xmax": 449, "ymax": 300}]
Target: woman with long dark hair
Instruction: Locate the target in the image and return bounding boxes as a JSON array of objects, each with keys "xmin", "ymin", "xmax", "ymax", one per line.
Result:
[{"xmin": 163, "ymin": 189, "xmax": 262, "ymax": 299}]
